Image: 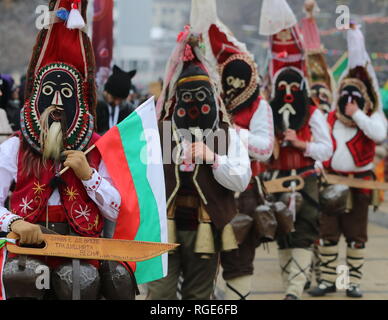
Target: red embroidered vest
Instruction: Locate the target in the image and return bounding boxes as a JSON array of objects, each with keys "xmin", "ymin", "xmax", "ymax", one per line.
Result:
[
  {"xmin": 10, "ymin": 133, "xmax": 104, "ymax": 237},
  {"xmin": 267, "ymin": 106, "xmax": 317, "ymax": 171},
  {"xmin": 232, "ymin": 96, "xmax": 264, "ymax": 176},
  {"xmin": 325, "ymin": 111, "xmax": 376, "ymax": 169}
]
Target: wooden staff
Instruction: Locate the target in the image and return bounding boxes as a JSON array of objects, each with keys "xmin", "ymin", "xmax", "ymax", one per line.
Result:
[{"xmin": 58, "ymin": 144, "xmax": 96, "ymax": 176}]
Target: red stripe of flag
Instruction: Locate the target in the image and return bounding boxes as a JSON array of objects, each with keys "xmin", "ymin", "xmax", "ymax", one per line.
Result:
[
  {"xmin": 0, "ymin": 248, "xmax": 6, "ymax": 300},
  {"xmin": 95, "ymin": 126, "xmax": 140, "ymax": 272}
]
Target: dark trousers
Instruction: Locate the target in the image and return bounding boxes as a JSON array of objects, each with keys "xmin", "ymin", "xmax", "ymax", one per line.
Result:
[
  {"xmin": 320, "ymin": 189, "xmax": 371, "ymax": 244},
  {"xmin": 147, "ymin": 230, "xmax": 219, "ymax": 300},
  {"xmin": 277, "ymin": 175, "xmax": 320, "ymax": 249}
]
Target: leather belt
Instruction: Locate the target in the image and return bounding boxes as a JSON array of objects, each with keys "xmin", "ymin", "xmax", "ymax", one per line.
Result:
[
  {"xmin": 175, "ymin": 195, "xmax": 200, "ymax": 209},
  {"xmin": 37, "ymin": 222, "xmax": 70, "ymax": 236}
]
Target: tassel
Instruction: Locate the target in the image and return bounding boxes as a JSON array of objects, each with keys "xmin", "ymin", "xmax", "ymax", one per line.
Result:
[
  {"xmin": 194, "ymin": 222, "xmax": 215, "ymax": 254},
  {"xmin": 221, "ymin": 223, "xmax": 238, "ymax": 252},
  {"xmin": 277, "ymin": 51, "xmax": 288, "ymax": 59},
  {"xmin": 67, "ymin": 0, "xmax": 85, "ymax": 30},
  {"xmin": 56, "ymin": 9, "xmax": 70, "ymax": 21},
  {"xmin": 183, "ymin": 44, "xmax": 195, "ymax": 62}
]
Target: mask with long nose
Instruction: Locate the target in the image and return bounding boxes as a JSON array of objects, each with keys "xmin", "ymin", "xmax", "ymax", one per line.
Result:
[
  {"xmin": 270, "ymin": 68, "xmax": 309, "ymax": 132},
  {"xmin": 21, "ymin": 63, "xmax": 94, "ymax": 155}
]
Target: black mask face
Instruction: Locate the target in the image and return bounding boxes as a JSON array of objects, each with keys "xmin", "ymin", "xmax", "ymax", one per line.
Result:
[
  {"xmin": 338, "ymin": 85, "xmax": 365, "ymax": 120},
  {"xmin": 270, "ymin": 69, "xmax": 309, "ymax": 131},
  {"xmin": 37, "ymin": 70, "xmax": 77, "ymax": 130},
  {"xmin": 221, "ymin": 58, "xmax": 258, "ymax": 113},
  {"xmin": 174, "ymin": 81, "xmax": 218, "ymax": 139},
  {"xmin": 311, "ymin": 83, "xmax": 332, "ymax": 114}
]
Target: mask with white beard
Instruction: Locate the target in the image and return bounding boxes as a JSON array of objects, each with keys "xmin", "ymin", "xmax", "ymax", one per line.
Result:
[
  {"xmin": 21, "ymin": 63, "xmax": 94, "ymax": 159},
  {"xmin": 39, "ymin": 106, "xmax": 64, "ymax": 161}
]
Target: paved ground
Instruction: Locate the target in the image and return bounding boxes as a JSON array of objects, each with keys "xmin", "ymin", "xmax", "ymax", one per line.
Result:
[
  {"xmin": 215, "ymin": 222, "xmax": 388, "ymax": 300},
  {"xmin": 140, "ymin": 206, "xmax": 388, "ymax": 300}
]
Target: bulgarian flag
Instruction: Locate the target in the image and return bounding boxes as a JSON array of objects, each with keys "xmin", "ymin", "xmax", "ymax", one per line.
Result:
[
  {"xmin": 0, "ymin": 238, "xmax": 17, "ymax": 300},
  {"xmin": 95, "ymin": 97, "xmax": 168, "ymax": 284},
  {"xmin": 0, "ymin": 244, "xmax": 6, "ymax": 300},
  {"xmin": 332, "ymin": 52, "xmax": 348, "ymax": 83}
]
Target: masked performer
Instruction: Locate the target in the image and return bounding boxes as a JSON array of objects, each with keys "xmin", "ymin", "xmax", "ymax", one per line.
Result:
[
  {"xmin": 147, "ymin": 25, "xmax": 251, "ymax": 300},
  {"xmin": 259, "ymin": 0, "xmax": 332, "ymax": 300},
  {"xmin": 300, "ymin": 0, "xmax": 335, "ymax": 117},
  {"xmin": 308, "ymin": 22, "xmax": 387, "ymax": 298},
  {"xmin": 0, "ymin": 0, "xmax": 136, "ymax": 300},
  {"xmin": 190, "ymin": 0, "xmax": 274, "ymax": 299},
  {"xmin": 299, "ymin": 0, "xmax": 337, "ymax": 287}
]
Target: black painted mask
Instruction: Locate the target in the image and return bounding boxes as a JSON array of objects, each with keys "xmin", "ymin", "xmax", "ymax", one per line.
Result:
[
  {"xmin": 338, "ymin": 84, "xmax": 365, "ymax": 120},
  {"xmin": 173, "ymin": 64, "xmax": 218, "ymax": 139},
  {"xmin": 37, "ymin": 70, "xmax": 77, "ymax": 130},
  {"xmin": 221, "ymin": 55, "xmax": 259, "ymax": 113},
  {"xmin": 21, "ymin": 63, "xmax": 94, "ymax": 153},
  {"xmin": 270, "ymin": 69, "xmax": 309, "ymax": 132},
  {"xmin": 311, "ymin": 83, "xmax": 332, "ymax": 114}
]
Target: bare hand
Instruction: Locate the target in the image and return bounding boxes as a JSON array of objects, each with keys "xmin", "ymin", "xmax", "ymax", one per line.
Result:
[
  {"xmin": 11, "ymin": 220, "xmax": 43, "ymax": 245},
  {"xmin": 191, "ymin": 142, "xmax": 215, "ymax": 163},
  {"xmin": 345, "ymin": 100, "xmax": 359, "ymax": 117},
  {"xmin": 63, "ymin": 150, "xmax": 93, "ymax": 181},
  {"xmin": 284, "ymin": 129, "xmax": 307, "ymax": 151}
]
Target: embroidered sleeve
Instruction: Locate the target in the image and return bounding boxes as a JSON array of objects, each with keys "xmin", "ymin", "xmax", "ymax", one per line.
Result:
[
  {"xmin": 0, "ymin": 210, "xmax": 22, "ymax": 233},
  {"xmin": 0, "ymin": 137, "xmax": 21, "ymax": 232},
  {"xmin": 352, "ymin": 110, "xmax": 387, "ymax": 143},
  {"xmin": 212, "ymin": 128, "xmax": 252, "ymax": 192},
  {"xmin": 304, "ymin": 109, "xmax": 333, "ymax": 162},
  {"xmin": 248, "ymin": 100, "xmax": 274, "ymax": 161},
  {"xmin": 82, "ymin": 162, "xmax": 121, "ymax": 222}
]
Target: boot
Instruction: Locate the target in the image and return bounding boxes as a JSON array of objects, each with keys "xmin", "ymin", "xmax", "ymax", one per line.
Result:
[
  {"xmin": 278, "ymin": 249, "xmax": 292, "ymax": 290},
  {"xmin": 308, "ymin": 243, "xmax": 338, "ymax": 297},
  {"xmin": 346, "ymin": 284, "xmax": 363, "ymax": 298},
  {"xmin": 308, "ymin": 281, "xmax": 336, "ymax": 297},
  {"xmin": 286, "ymin": 248, "xmax": 313, "ymax": 299},
  {"xmin": 346, "ymin": 246, "xmax": 365, "ymax": 298},
  {"xmin": 224, "ymin": 275, "xmax": 252, "ymax": 300}
]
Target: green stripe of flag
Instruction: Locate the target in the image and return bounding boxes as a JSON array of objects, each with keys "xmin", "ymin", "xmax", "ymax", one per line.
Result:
[
  {"xmin": 117, "ymin": 112, "xmax": 164, "ymax": 284},
  {"xmin": 332, "ymin": 52, "xmax": 348, "ymax": 83}
]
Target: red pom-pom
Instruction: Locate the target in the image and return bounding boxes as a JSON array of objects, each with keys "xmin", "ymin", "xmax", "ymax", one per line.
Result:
[
  {"xmin": 177, "ymin": 25, "xmax": 191, "ymax": 43},
  {"xmin": 183, "ymin": 44, "xmax": 195, "ymax": 62},
  {"xmin": 70, "ymin": 0, "xmax": 81, "ymax": 10},
  {"xmin": 277, "ymin": 51, "xmax": 288, "ymax": 59}
]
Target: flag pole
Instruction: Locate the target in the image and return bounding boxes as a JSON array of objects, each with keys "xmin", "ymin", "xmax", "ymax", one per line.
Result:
[{"xmin": 58, "ymin": 144, "xmax": 96, "ymax": 176}]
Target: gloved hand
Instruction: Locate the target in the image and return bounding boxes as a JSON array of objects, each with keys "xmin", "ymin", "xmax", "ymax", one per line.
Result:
[
  {"xmin": 10, "ymin": 220, "xmax": 44, "ymax": 245},
  {"xmin": 63, "ymin": 150, "xmax": 93, "ymax": 181}
]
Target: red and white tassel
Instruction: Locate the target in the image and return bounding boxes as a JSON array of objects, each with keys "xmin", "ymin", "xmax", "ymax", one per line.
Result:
[
  {"xmin": 67, "ymin": 0, "xmax": 85, "ymax": 30},
  {"xmin": 183, "ymin": 44, "xmax": 195, "ymax": 62}
]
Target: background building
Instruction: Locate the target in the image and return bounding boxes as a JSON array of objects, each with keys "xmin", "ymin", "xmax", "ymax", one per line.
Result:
[{"xmin": 0, "ymin": 0, "xmax": 387, "ymax": 89}]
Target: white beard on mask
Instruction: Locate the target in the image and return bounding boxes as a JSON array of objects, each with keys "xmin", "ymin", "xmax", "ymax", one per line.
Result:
[{"xmin": 39, "ymin": 106, "xmax": 64, "ymax": 161}]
